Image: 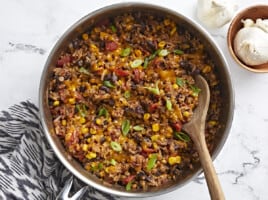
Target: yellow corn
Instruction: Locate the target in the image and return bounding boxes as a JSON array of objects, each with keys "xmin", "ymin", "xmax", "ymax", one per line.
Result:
[
  {"xmin": 81, "ymin": 127, "xmax": 89, "ymax": 134},
  {"xmin": 79, "ymin": 117, "xmax": 86, "ymax": 124},
  {"xmin": 153, "ymin": 142, "xmax": 158, "ymax": 150},
  {"xmin": 90, "ymin": 44, "xmax": 99, "ymax": 52},
  {"xmin": 158, "ymin": 41, "xmax": 166, "ymax": 49},
  {"xmin": 173, "ymin": 84, "xmax": 178, "ymax": 89},
  {"xmin": 61, "ymin": 120, "xmax": 67, "ymax": 126},
  {"xmin": 82, "ymin": 144, "xmax": 89, "ymax": 151},
  {"xmin": 170, "ymin": 27, "xmax": 177, "ymax": 36},
  {"xmin": 53, "ymin": 100, "xmax": 60, "ymax": 106},
  {"xmin": 202, "ymin": 65, "xmax": 212, "ymax": 73},
  {"xmin": 90, "ymin": 128, "xmax": 97, "ymax": 135},
  {"xmin": 168, "ymin": 156, "xmax": 181, "ymax": 165},
  {"xmin": 68, "ymin": 98, "xmax": 76, "ymax": 104},
  {"xmin": 87, "ymin": 138, "xmax": 91, "ymax": 143},
  {"xmin": 164, "ymin": 19, "xmax": 171, "ymax": 26},
  {"xmin": 183, "ymin": 111, "xmax": 190, "ymax": 117},
  {"xmin": 86, "ymin": 152, "xmax": 97, "ymax": 160},
  {"xmin": 208, "ymin": 120, "xmax": 217, "ymax": 126},
  {"xmin": 96, "ymin": 118, "xmax": 102, "ymax": 125},
  {"xmin": 135, "ymin": 49, "xmax": 142, "ymax": 57},
  {"xmin": 152, "ymin": 123, "xmax": 160, "ymax": 132},
  {"xmin": 82, "ymin": 33, "xmax": 89, "ymax": 40},
  {"xmin": 144, "ymin": 113, "xmax": 150, "ymax": 120},
  {"xmin": 151, "ymin": 134, "xmax": 160, "ymax": 142}
]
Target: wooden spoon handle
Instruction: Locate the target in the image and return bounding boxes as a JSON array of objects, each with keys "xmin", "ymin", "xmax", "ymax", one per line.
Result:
[{"xmin": 195, "ymin": 135, "xmax": 225, "ymax": 200}]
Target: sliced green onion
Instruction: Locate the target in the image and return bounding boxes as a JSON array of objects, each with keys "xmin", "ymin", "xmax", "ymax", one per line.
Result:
[
  {"xmin": 76, "ymin": 104, "xmax": 87, "ymax": 117},
  {"xmin": 174, "ymin": 131, "xmax": 190, "ymax": 142},
  {"xmin": 176, "ymin": 77, "xmax": 185, "ymax": 87},
  {"xmin": 126, "ymin": 181, "xmax": 133, "ymax": 191},
  {"xmin": 190, "ymin": 85, "xmax": 201, "ymax": 97},
  {"xmin": 98, "ymin": 107, "xmax": 108, "ymax": 117},
  {"xmin": 133, "ymin": 125, "xmax": 144, "ymax": 131},
  {"xmin": 111, "ymin": 25, "xmax": 117, "ymax": 33},
  {"xmin": 173, "ymin": 49, "xmax": 184, "ymax": 55},
  {"xmin": 121, "ymin": 119, "xmax": 131, "ymax": 136},
  {"xmin": 79, "ymin": 67, "xmax": 90, "ymax": 75},
  {"xmin": 158, "ymin": 49, "xmax": 169, "ymax": 57},
  {"xmin": 143, "ymin": 57, "xmax": 149, "ymax": 68},
  {"xmin": 144, "ymin": 81, "xmax": 160, "ymax": 95},
  {"xmin": 147, "ymin": 154, "xmax": 158, "ymax": 171},
  {"xmin": 148, "ymin": 49, "xmax": 160, "ymax": 60},
  {"xmin": 124, "ymin": 91, "xmax": 131, "ymax": 99},
  {"xmin": 103, "ymin": 80, "xmax": 115, "ymax": 88},
  {"xmin": 131, "ymin": 59, "xmax": 143, "ymax": 68},
  {"xmin": 121, "ymin": 47, "xmax": 131, "ymax": 57},
  {"xmin": 110, "ymin": 159, "xmax": 117, "ymax": 166},
  {"xmin": 98, "ymin": 163, "xmax": 103, "ymax": 170},
  {"xmin": 110, "ymin": 141, "xmax": 122, "ymax": 152},
  {"xmin": 166, "ymin": 99, "xmax": 172, "ymax": 111}
]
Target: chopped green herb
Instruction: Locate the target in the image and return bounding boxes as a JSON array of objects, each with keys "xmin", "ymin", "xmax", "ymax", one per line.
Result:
[
  {"xmin": 176, "ymin": 77, "xmax": 185, "ymax": 87},
  {"xmin": 126, "ymin": 181, "xmax": 133, "ymax": 191},
  {"xmin": 76, "ymin": 104, "xmax": 87, "ymax": 117},
  {"xmin": 131, "ymin": 59, "xmax": 143, "ymax": 68},
  {"xmin": 79, "ymin": 67, "xmax": 90, "ymax": 75},
  {"xmin": 158, "ymin": 49, "xmax": 169, "ymax": 57},
  {"xmin": 173, "ymin": 49, "xmax": 184, "ymax": 55},
  {"xmin": 110, "ymin": 25, "xmax": 117, "ymax": 33},
  {"xmin": 124, "ymin": 90, "xmax": 131, "ymax": 99},
  {"xmin": 98, "ymin": 107, "xmax": 108, "ymax": 117},
  {"xmin": 143, "ymin": 57, "xmax": 149, "ymax": 68},
  {"xmin": 144, "ymin": 81, "xmax": 160, "ymax": 95},
  {"xmin": 174, "ymin": 131, "xmax": 190, "ymax": 142},
  {"xmin": 190, "ymin": 85, "xmax": 201, "ymax": 97},
  {"xmin": 121, "ymin": 119, "xmax": 131, "ymax": 136},
  {"xmin": 147, "ymin": 154, "xmax": 158, "ymax": 171},
  {"xmin": 166, "ymin": 99, "xmax": 172, "ymax": 111},
  {"xmin": 110, "ymin": 159, "xmax": 117, "ymax": 166},
  {"xmin": 120, "ymin": 47, "xmax": 131, "ymax": 57},
  {"xmin": 98, "ymin": 163, "xmax": 103, "ymax": 170},
  {"xmin": 103, "ymin": 80, "xmax": 115, "ymax": 88},
  {"xmin": 133, "ymin": 125, "xmax": 144, "ymax": 131},
  {"xmin": 148, "ymin": 49, "xmax": 160, "ymax": 60},
  {"xmin": 110, "ymin": 141, "xmax": 122, "ymax": 152}
]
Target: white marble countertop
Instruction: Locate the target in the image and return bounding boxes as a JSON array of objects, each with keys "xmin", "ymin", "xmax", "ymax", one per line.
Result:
[{"xmin": 1, "ymin": 0, "xmax": 268, "ymax": 199}]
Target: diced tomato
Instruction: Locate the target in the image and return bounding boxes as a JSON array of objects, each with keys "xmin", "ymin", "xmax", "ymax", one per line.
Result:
[
  {"xmin": 122, "ymin": 175, "xmax": 135, "ymax": 184},
  {"xmin": 57, "ymin": 55, "xmax": 71, "ymax": 66},
  {"xmin": 172, "ymin": 121, "xmax": 182, "ymax": 132},
  {"xmin": 105, "ymin": 41, "xmax": 118, "ymax": 51},
  {"xmin": 149, "ymin": 103, "xmax": 159, "ymax": 113},
  {"xmin": 114, "ymin": 69, "xmax": 129, "ymax": 77}
]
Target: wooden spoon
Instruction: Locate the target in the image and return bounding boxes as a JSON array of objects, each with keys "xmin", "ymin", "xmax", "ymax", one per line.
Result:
[{"xmin": 183, "ymin": 75, "xmax": 225, "ymax": 200}]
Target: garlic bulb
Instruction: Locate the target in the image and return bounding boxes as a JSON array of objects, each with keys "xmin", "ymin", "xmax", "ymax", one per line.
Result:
[
  {"xmin": 234, "ymin": 19, "xmax": 268, "ymax": 66},
  {"xmin": 197, "ymin": 0, "xmax": 237, "ymax": 28}
]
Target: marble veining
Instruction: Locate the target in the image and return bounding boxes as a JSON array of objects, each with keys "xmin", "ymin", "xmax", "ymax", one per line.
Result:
[{"xmin": 1, "ymin": 0, "xmax": 268, "ymax": 199}]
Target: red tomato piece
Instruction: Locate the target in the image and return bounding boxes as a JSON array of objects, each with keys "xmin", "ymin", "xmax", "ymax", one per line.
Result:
[{"xmin": 105, "ymin": 41, "xmax": 118, "ymax": 51}]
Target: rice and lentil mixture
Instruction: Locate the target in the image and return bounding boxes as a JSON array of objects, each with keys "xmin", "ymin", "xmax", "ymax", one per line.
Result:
[{"xmin": 48, "ymin": 12, "xmax": 221, "ymax": 191}]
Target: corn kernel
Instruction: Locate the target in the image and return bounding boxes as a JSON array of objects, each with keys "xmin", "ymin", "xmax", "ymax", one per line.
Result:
[
  {"xmin": 87, "ymin": 138, "xmax": 91, "ymax": 143},
  {"xmin": 153, "ymin": 142, "xmax": 158, "ymax": 150},
  {"xmin": 134, "ymin": 49, "xmax": 142, "ymax": 57},
  {"xmin": 202, "ymin": 65, "xmax": 212, "ymax": 73},
  {"xmin": 82, "ymin": 33, "xmax": 89, "ymax": 40},
  {"xmin": 158, "ymin": 41, "xmax": 166, "ymax": 49},
  {"xmin": 68, "ymin": 98, "xmax": 76, "ymax": 104},
  {"xmin": 208, "ymin": 120, "xmax": 217, "ymax": 126},
  {"xmin": 79, "ymin": 117, "xmax": 86, "ymax": 124},
  {"xmin": 173, "ymin": 84, "xmax": 178, "ymax": 89},
  {"xmin": 96, "ymin": 118, "xmax": 102, "ymax": 125},
  {"xmin": 144, "ymin": 113, "xmax": 150, "ymax": 120},
  {"xmin": 86, "ymin": 152, "xmax": 97, "ymax": 160},
  {"xmin": 81, "ymin": 127, "xmax": 89, "ymax": 134},
  {"xmin": 61, "ymin": 120, "xmax": 67, "ymax": 126},
  {"xmin": 53, "ymin": 100, "xmax": 60, "ymax": 106},
  {"xmin": 183, "ymin": 111, "xmax": 190, "ymax": 117},
  {"xmin": 170, "ymin": 27, "xmax": 177, "ymax": 36},
  {"xmin": 168, "ymin": 156, "xmax": 181, "ymax": 165},
  {"xmin": 164, "ymin": 19, "xmax": 171, "ymax": 26},
  {"xmin": 90, "ymin": 44, "xmax": 99, "ymax": 52},
  {"xmin": 152, "ymin": 123, "xmax": 160, "ymax": 132},
  {"xmin": 90, "ymin": 128, "xmax": 97, "ymax": 135},
  {"xmin": 82, "ymin": 144, "xmax": 89, "ymax": 151},
  {"xmin": 151, "ymin": 134, "xmax": 160, "ymax": 142}
]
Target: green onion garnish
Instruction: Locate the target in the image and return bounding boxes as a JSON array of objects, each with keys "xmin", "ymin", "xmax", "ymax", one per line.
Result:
[
  {"xmin": 144, "ymin": 81, "xmax": 160, "ymax": 95},
  {"xmin": 110, "ymin": 141, "xmax": 122, "ymax": 152},
  {"xmin": 121, "ymin": 119, "xmax": 131, "ymax": 136},
  {"xmin": 133, "ymin": 125, "xmax": 144, "ymax": 131},
  {"xmin": 103, "ymin": 80, "xmax": 115, "ymax": 88},
  {"xmin": 158, "ymin": 49, "xmax": 169, "ymax": 57},
  {"xmin": 79, "ymin": 67, "xmax": 90, "ymax": 75},
  {"xmin": 174, "ymin": 131, "xmax": 190, "ymax": 142},
  {"xmin": 173, "ymin": 49, "xmax": 184, "ymax": 55},
  {"xmin": 110, "ymin": 159, "xmax": 117, "ymax": 166},
  {"xmin": 121, "ymin": 47, "xmax": 131, "ymax": 57},
  {"xmin": 190, "ymin": 85, "xmax": 201, "ymax": 97},
  {"xmin": 124, "ymin": 91, "xmax": 131, "ymax": 99},
  {"xmin": 98, "ymin": 107, "xmax": 108, "ymax": 117},
  {"xmin": 176, "ymin": 77, "xmax": 185, "ymax": 87},
  {"xmin": 111, "ymin": 25, "xmax": 117, "ymax": 33},
  {"xmin": 166, "ymin": 99, "xmax": 172, "ymax": 111},
  {"xmin": 147, "ymin": 154, "xmax": 158, "ymax": 170},
  {"xmin": 143, "ymin": 57, "xmax": 149, "ymax": 68},
  {"xmin": 131, "ymin": 59, "xmax": 143, "ymax": 68},
  {"xmin": 76, "ymin": 104, "xmax": 87, "ymax": 117},
  {"xmin": 126, "ymin": 181, "xmax": 133, "ymax": 191}
]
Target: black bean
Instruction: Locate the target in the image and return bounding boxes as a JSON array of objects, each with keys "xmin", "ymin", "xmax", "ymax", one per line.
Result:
[
  {"xmin": 100, "ymin": 137, "xmax": 106, "ymax": 144},
  {"xmin": 79, "ymin": 86, "xmax": 86, "ymax": 93},
  {"xmin": 100, "ymin": 85, "xmax": 110, "ymax": 93}
]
